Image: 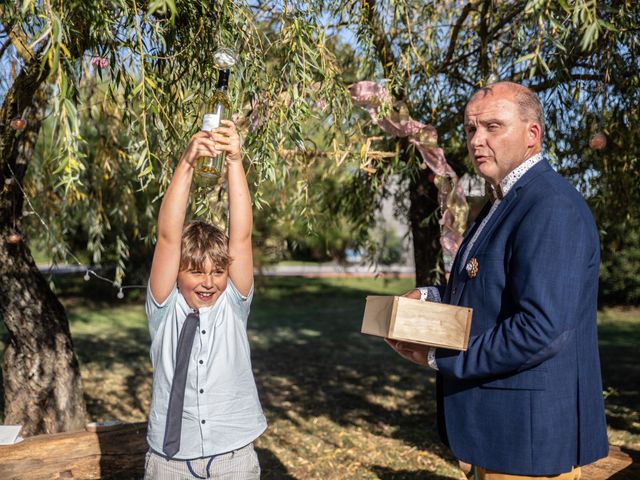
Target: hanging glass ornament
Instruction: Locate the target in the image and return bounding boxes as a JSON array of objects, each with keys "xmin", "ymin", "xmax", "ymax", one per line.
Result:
[
  {"xmin": 10, "ymin": 118, "xmax": 26, "ymax": 130},
  {"xmin": 6, "ymin": 233, "xmax": 22, "ymax": 244},
  {"xmin": 589, "ymin": 132, "xmax": 607, "ymax": 150}
]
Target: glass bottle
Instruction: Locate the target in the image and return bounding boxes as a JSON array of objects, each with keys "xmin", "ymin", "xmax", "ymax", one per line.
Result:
[{"xmin": 196, "ymin": 69, "xmax": 231, "ymax": 179}]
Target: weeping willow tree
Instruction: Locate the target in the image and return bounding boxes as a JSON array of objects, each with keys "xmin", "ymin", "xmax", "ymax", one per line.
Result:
[{"xmin": 0, "ymin": 0, "xmax": 352, "ymax": 435}]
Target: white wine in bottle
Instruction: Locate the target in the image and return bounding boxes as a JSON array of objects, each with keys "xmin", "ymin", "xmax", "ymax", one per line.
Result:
[{"xmin": 197, "ymin": 69, "xmax": 231, "ymax": 179}]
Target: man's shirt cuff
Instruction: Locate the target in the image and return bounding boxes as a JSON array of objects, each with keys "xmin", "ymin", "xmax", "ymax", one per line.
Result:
[
  {"xmin": 427, "ymin": 347, "xmax": 439, "ymax": 370},
  {"xmin": 418, "ymin": 286, "xmax": 442, "ymax": 303}
]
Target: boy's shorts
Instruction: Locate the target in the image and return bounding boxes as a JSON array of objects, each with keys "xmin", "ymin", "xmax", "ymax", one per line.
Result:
[{"xmin": 144, "ymin": 442, "xmax": 260, "ymax": 480}]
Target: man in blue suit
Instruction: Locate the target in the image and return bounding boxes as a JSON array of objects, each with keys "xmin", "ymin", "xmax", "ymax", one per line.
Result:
[{"xmin": 387, "ymin": 81, "xmax": 609, "ymax": 479}]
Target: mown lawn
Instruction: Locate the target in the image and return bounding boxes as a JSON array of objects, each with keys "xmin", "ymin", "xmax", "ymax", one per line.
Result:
[{"xmin": 3, "ymin": 276, "xmax": 640, "ymax": 479}]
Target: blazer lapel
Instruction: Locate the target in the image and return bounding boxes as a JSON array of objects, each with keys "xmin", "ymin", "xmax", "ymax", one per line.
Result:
[
  {"xmin": 448, "ymin": 193, "xmax": 519, "ymax": 305},
  {"xmin": 448, "ymin": 159, "xmax": 553, "ymax": 305},
  {"xmin": 445, "ymin": 200, "xmax": 492, "ymax": 301},
  {"xmin": 460, "ymin": 159, "xmax": 553, "ymax": 272},
  {"xmin": 461, "ymin": 192, "xmax": 518, "ymax": 270}
]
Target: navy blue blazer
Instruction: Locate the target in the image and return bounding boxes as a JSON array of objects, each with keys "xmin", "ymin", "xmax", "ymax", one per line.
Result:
[{"xmin": 434, "ymin": 159, "xmax": 608, "ymax": 475}]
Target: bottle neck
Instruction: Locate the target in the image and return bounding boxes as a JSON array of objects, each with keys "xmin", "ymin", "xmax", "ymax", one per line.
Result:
[{"xmin": 216, "ymin": 69, "xmax": 230, "ymax": 90}]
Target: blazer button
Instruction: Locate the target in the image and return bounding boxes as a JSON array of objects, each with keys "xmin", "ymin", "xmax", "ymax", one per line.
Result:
[{"xmin": 452, "ymin": 287, "xmax": 457, "ymax": 295}]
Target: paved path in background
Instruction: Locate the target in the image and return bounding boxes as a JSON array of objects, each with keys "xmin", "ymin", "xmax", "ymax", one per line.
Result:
[
  {"xmin": 257, "ymin": 263, "xmax": 414, "ymax": 278},
  {"xmin": 38, "ymin": 263, "xmax": 415, "ymax": 278}
]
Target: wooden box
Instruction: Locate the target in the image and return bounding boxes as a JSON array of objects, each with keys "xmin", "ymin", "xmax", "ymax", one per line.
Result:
[{"xmin": 361, "ymin": 296, "xmax": 472, "ymax": 350}]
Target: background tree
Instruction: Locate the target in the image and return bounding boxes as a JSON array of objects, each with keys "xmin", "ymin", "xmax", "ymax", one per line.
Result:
[{"xmin": 318, "ymin": 0, "xmax": 640, "ymax": 292}]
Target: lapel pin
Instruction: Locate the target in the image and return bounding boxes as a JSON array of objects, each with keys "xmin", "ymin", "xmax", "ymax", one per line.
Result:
[{"xmin": 465, "ymin": 257, "xmax": 479, "ymax": 278}]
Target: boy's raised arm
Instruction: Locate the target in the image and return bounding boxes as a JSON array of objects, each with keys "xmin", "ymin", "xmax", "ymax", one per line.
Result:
[
  {"xmin": 150, "ymin": 131, "xmax": 219, "ymax": 304},
  {"xmin": 214, "ymin": 120, "xmax": 253, "ymax": 296}
]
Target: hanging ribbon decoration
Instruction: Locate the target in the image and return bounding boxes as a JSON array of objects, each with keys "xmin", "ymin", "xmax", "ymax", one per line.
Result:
[{"xmin": 349, "ymin": 81, "xmax": 468, "ymax": 273}]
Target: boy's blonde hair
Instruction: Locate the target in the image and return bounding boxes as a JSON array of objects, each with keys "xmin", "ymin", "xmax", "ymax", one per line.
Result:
[{"xmin": 179, "ymin": 221, "xmax": 230, "ymax": 272}]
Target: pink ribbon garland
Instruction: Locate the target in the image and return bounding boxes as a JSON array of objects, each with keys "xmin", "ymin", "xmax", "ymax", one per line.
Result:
[{"xmin": 350, "ymin": 81, "xmax": 468, "ymax": 270}]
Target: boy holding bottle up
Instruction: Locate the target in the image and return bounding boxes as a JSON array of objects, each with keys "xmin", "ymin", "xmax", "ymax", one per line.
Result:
[{"xmin": 144, "ymin": 120, "xmax": 265, "ymax": 479}]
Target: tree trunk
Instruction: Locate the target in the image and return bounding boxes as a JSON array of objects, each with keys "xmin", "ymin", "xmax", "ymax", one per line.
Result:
[
  {"xmin": 408, "ymin": 169, "xmax": 444, "ymax": 287},
  {"xmin": 362, "ymin": 1, "xmax": 444, "ymax": 286},
  {"xmin": 0, "ymin": 56, "xmax": 87, "ymax": 435},
  {"xmin": 0, "ymin": 232, "xmax": 88, "ymax": 436}
]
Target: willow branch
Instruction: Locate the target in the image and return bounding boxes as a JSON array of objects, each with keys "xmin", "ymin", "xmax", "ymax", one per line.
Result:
[
  {"xmin": 440, "ymin": 2, "xmax": 523, "ymax": 73},
  {"xmin": 528, "ymin": 73, "xmax": 605, "ymax": 92},
  {"xmin": 478, "ymin": 0, "xmax": 491, "ymax": 79},
  {"xmin": 7, "ymin": 28, "xmax": 35, "ymax": 63},
  {"xmin": 0, "ymin": 37, "xmax": 10, "ymax": 59},
  {"xmin": 363, "ymin": 0, "xmax": 403, "ymax": 98},
  {"xmin": 442, "ymin": 1, "xmax": 475, "ymax": 68}
]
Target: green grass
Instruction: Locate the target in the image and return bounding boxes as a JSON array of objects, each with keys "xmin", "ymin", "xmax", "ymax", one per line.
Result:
[
  {"xmin": 66, "ymin": 276, "xmax": 462, "ymax": 479},
  {"xmin": 1, "ymin": 277, "xmax": 639, "ymax": 479},
  {"xmin": 597, "ymin": 307, "xmax": 640, "ymax": 450}
]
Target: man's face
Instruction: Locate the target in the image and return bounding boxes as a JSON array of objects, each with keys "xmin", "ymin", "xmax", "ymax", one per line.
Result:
[
  {"xmin": 464, "ymin": 87, "xmax": 538, "ymax": 185},
  {"xmin": 177, "ymin": 257, "xmax": 228, "ymax": 309}
]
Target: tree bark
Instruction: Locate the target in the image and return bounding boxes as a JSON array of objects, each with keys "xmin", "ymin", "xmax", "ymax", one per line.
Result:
[
  {"xmin": 408, "ymin": 168, "xmax": 444, "ymax": 287},
  {"xmin": 0, "ymin": 52, "xmax": 87, "ymax": 435}
]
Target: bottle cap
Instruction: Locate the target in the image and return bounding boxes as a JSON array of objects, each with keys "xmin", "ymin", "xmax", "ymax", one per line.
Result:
[{"xmin": 212, "ymin": 48, "xmax": 237, "ymax": 69}]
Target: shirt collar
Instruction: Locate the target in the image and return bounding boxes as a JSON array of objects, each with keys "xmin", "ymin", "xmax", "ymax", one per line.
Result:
[{"xmin": 490, "ymin": 152, "xmax": 543, "ymax": 200}]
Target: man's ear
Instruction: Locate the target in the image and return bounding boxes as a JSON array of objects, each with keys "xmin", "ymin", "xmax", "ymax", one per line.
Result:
[{"xmin": 527, "ymin": 122, "xmax": 542, "ymax": 148}]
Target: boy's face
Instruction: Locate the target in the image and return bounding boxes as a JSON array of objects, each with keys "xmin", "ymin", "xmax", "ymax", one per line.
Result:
[{"xmin": 177, "ymin": 257, "xmax": 228, "ymax": 309}]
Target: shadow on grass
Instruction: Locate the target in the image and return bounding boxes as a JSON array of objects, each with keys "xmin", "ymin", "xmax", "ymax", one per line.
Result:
[
  {"xmin": 70, "ymin": 276, "xmax": 455, "ymax": 472},
  {"xmin": 598, "ymin": 310, "xmax": 640, "ymax": 437},
  {"xmin": 371, "ymin": 465, "xmax": 465, "ymax": 480},
  {"xmin": 256, "ymin": 447, "xmax": 297, "ymax": 479},
  {"xmin": 4, "ymin": 276, "xmax": 637, "ymax": 477},
  {"xmin": 249, "ymin": 277, "xmax": 451, "ymax": 456},
  {"xmin": 71, "ymin": 325, "xmax": 152, "ymax": 421}
]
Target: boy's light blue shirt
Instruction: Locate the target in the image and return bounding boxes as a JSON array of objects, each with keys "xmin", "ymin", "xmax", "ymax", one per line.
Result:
[{"xmin": 146, "ymin": 279, "xmax": 267, "ymax": 459}]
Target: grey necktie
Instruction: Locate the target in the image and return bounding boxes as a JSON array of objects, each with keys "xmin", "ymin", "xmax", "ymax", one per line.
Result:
[{"xmin": 163, "ymin": 311, "xmax": 199, "ymax": 458}]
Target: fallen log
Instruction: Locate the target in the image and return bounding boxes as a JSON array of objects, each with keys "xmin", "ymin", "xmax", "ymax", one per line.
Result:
[
  {"xmin": 0, "ymin": 422, "xmax": 147, "ymax": 480},
  {"xmin": 581, "ymin": 445, "xmax": 639, "ymax": 480},
  {"xmin": 0, "ymin": 422, "xmax": 637, "ymax": 479}
]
